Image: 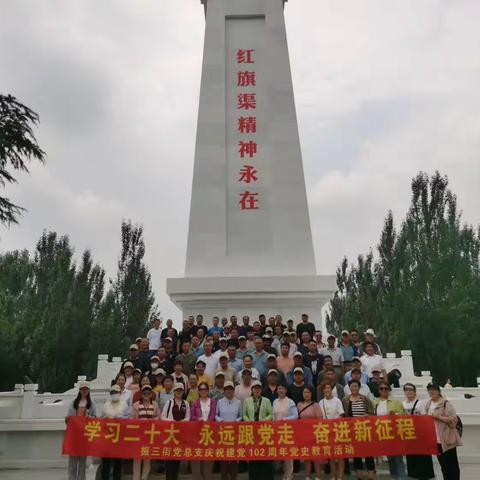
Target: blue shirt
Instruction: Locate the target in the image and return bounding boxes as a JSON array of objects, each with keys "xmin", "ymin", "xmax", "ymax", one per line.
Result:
[
  {"xmin": 251, "ymin": 350, "xmax": 269, "ymax": 376},
  {"xmin": 286, "ymin": 366, "xmax": 314, "ymax": 386},
  {"xmin": 339, "ymin": 343, "xmax": 355, "ymax": 362},
  {"xmin": 208, "ymin": 326, "xmax": 224, "ymax": 336},
  {"xmin": 344, "ymin": 370, "xmax": 369, "ymax": 385},
  {"xmin": 215, "ymin": 397, "xmax": 242, "ymax": 422},
  {"xmin": 228, "ymin": 358, "xmax": 243, "ymax": 373}
]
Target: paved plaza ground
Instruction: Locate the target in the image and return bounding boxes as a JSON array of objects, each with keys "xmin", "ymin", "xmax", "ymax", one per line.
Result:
[{"xmin": 2, "ymin": 464, "xmax": 480, "ymax": 480}]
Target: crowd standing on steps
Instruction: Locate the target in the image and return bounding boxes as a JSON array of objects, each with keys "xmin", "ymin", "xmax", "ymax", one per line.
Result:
[{"xmin": 66, "ymin": 313, "xmax": 462, "ymax": 480}]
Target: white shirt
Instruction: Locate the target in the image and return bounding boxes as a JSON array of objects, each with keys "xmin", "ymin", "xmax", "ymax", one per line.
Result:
[
  {"xmin": 428, "ymin": 400, "xmax": 441, "ymax": 442},
  {"xmin": 213, "ymin": 349, "xmax": 229, "ymax": 360},
  {"xmin": 102, "ymin": 399, "xmax": 129, "ymax": 419},
  {"xmin": 344, "ymin": 383, "xmax": 373, "ymax": 400},
  {"xmin": 361, "ymin": 354, "xmax": 384, "ymax": 377},
  {"xmin": 198, "ymin": 354, "xmax": 219, "ymax": 381},
  {"xmin": 234, "ymin": 383, "xmax": 253, "ymax": 406},
  {"xmin": 147, "ymin": 327, "xmax": 162, "ymax": 350},
  {"xmin": 319, "ymin": 346, "xmax": 344, "ymax": 366},
  {"xmin": 120, "ymin": 388, "xmax": 132, "ymax": 407},
  {"xmin": 319, "ymin": 397, "xmax": 344, "ymax": 419},
  {"xmin": 200, "ymin": 398, "xmax": 211, "ymax": 421},
  {"xmin": 376, "ymin": 399, "xmax": 389, "ymax": 416},
  {"xmin": 403, "ymin": 398, "xmax": 426, "ymax": 415}
]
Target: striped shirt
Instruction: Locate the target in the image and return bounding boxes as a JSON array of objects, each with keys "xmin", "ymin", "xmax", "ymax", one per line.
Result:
[{"xmin": 351, "ymin": 399, "xmax": 367, "ymax": 417}]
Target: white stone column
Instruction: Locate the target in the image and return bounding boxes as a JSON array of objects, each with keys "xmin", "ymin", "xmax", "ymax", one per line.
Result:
[{"xmin": 168, "ymin": 0, "xmax": 335, "ymax": 322}]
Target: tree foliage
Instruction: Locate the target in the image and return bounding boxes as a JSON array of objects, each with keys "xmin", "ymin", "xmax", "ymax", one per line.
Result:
[
  {"xmin": 0, "ymin": 221, "xmax": 158, "ymax": 393},
  {"xmin": 0, "ymin": 94, "xmax": 45, "ymax": 225},
  {"xmin": 327, "ymin": 172, "xmax": 480, "ymax": 386}
]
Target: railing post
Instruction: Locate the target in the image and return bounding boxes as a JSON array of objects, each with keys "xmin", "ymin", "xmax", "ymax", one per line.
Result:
[{"xmin": 20, "ymin": 384, "xmax": 39, "ymax": 419}]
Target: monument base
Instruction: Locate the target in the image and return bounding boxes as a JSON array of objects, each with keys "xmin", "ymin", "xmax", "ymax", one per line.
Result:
[{"xmin": 167, "ymin": 275, "xmax": 336, "ymax": 325}]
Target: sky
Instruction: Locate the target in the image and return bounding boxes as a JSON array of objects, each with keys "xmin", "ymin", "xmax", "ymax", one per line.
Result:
[{"xmin": 1, "ymin": 0, "xmax": 479, "ymax": 323}]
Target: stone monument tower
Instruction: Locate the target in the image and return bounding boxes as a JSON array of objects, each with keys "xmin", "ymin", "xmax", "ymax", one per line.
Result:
[{"xmin": 167, "ymin": 0, "xmax": 335, "ymax": 322}]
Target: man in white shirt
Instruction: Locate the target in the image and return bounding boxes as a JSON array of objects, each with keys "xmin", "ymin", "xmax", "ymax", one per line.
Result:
[
  {"xmin": 320, "ymin": 335, "xmax": 344, "ymax": 375},
  {"xmin": 234, "ymin": 369, "xmax": 254, "ymax": 406},
  {"xmin": 239, "ymin": 354, "xmax": 260, "ymax": 381},
  {"xmin": 343, "ymin": 368, "xmax": 373, "ymax": 400},
  {"xmin": 360, "ymin": 342, "xmax": 386, "ymax": 379},
  {"xmin": 146, "ymin": 318, "xmax": 162, "ymax": 355},
  {"xmin": 198, "ymin": 341, "xmax": 219, "ymax": 381}
]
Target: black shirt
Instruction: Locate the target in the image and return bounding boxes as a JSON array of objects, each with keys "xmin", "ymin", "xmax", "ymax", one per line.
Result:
[{"xmin": 296, "ymin": 322, "xmax": 316, "ymax": 340}]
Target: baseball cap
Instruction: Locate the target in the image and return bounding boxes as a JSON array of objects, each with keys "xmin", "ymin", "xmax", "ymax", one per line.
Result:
[
  {"xmin": 196, "ymin": 360, "xmax": 206, "ymax": 366},
  {"xmin": 251, "ymin": 381, "xmax": 262, "ymax": 389},
  {"xmin": 78, "ymin": 381, "xmax": 90, "ymax": 390},
  {"xmin": 219, "ymin": 337, "xmax": 228, "ymax": 342},
  {"xmin": 364, "ymin": 328, "xmax": 376, "ymax": 337},
  {"xmin": 293, "ymin": 351, "xmax": 303, "ymax": 358},
  {"xmin": 267, "ymin": 369, "xmax": 279, "ymax": 376},
  {"xmin": 267, "ymin": 353, "xmax": 276, "ymax": 359},
  {"xmin": 110, "ymin": 385, "xmax": 121, "ymax": 393},
  {"xmin": 224, "ymin": 381, "xmax": 235, "ymax": 389},
  {"xmin": 123, "ymin": 361, "xmax": 134, "ymax": 369},
  {"xmin": 219, "ymin": 353, "xmax": 228, "ymax": 360},
  {"xmin": 173, "ymin": 383, "xmax": 185, "ymax": 391},
  {"xmin": 129, "ymin": 344, "xmax": 139, "ymax": 350},
  {"xmin": 352, "ymin": 356, "xmax": 361, "ymax": 362},
  {"xmin": 293, "ymin": 367, "xmax": 304, "ymax": 374},
  {"xmin": 238, "ymin": 335, "xmax": 246, "ymax": 340},
  {"xmin": 141, "ymin": 384, "xmax": 153, "ymax": 391},
  {"xmin": 327, "ymin": 334, "xmax": 336, "ymax": 339},
  {"xmin": 150, "ymin": 355, "xmax": 160, "ymax": 361},
  {"xmin": 341, "ymin": 330, "xmax": 350, "ymax": 335},
  {"xmin": 242, "ymin": 368, "xmax": 252, "ymax": 375},
  {"xmin": 215, "ymin": 371, "xmax": 225, "ymax": 377},
  {"xmin": 153, "ymin": 368, "xmax": 166, "ymax": 376}
]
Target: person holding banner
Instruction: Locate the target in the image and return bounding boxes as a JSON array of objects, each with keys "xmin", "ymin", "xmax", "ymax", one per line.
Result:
[
  {"xmin": 273, "ymin": 384, "xmax": 298, "ymax": 480},
  {"xmin": 161, "ymin": 383, "xmax": 191, "ymax": 480},
  {"xmin": 342, "ymin": 380, "xmax": 375, "ymax": 480},
  {"xmin": 402, "ymin": 383, "xmax": 435, "ymax": 479},
  {"xmin": 131, "ymin": 384, "xmax": 160, "ymax": 480},
  {"xmin": 243, "ymin": 381, "xmax": 273, "ymax": 480},
  {"xmin": 191, "ymin": 382, "xmax": 216, "ymax": 480},
  {"xmin": 216, "ymin": 381, "xmax": 242, "ymax": 480},
  {"xmin": 319, "ymin": 381, "xmax": 345, "ymax": 479},
  {"xmin": 101, "ymin": 384, "xmax": 128, "ymax": 480},
  {"xmin": 297, "ymin": 386, "xmax": 323, "ymax": 480},
  {"xmin": 66, "ymin": 381, "xmax": 97, "ymax": 480},
  {"xmin": 426, "ymin": 383, "xmax": 462, "ymax": 480},
  {"xmin": 373, "ymin": 382, "xmax": 406, "ymax": 479}
]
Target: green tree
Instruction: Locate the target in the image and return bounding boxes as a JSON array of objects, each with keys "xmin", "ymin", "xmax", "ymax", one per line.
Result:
[
  {"xmin": 327, "ymin": 172, "xmax": 480, "ymax": 386},
  {"xmin": 0, "ymin": 94, "xmax": 45, "ymax": 225}
]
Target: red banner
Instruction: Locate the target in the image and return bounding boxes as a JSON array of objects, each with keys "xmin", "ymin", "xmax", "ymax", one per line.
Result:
[{"xmin": 63, "ymin": 415, "xmax": 437, "ymax": 461}]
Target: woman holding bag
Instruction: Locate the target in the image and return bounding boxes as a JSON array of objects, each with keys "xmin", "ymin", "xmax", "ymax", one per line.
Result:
[{"xmin": 425, "ymin": 383, "xmax": 462, "ymax": 480}]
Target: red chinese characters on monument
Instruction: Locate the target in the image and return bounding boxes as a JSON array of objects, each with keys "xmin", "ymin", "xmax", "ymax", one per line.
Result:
[{"xmin": 236, "ymin": 48, "xmax": 259, "ymax": 210}]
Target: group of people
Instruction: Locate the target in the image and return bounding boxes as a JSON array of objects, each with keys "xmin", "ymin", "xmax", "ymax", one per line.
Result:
[{"xmin": 67, "ymin": 313, "xmax": 463, "ymax": 480}]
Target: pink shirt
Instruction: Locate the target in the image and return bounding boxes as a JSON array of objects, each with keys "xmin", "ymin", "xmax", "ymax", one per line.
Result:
[
  {"xmin": 277, "ymin": 356, "xmax": 294, "ymax": 375},
  {"xmin": 297, "ymin": 401, "xmax": 322, "ymax": 419}
]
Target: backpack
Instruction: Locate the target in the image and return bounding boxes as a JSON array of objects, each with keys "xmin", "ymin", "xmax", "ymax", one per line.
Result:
[{"xmin": 445, "ymin": 400, "xmax": 463, "ymax": 438}]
